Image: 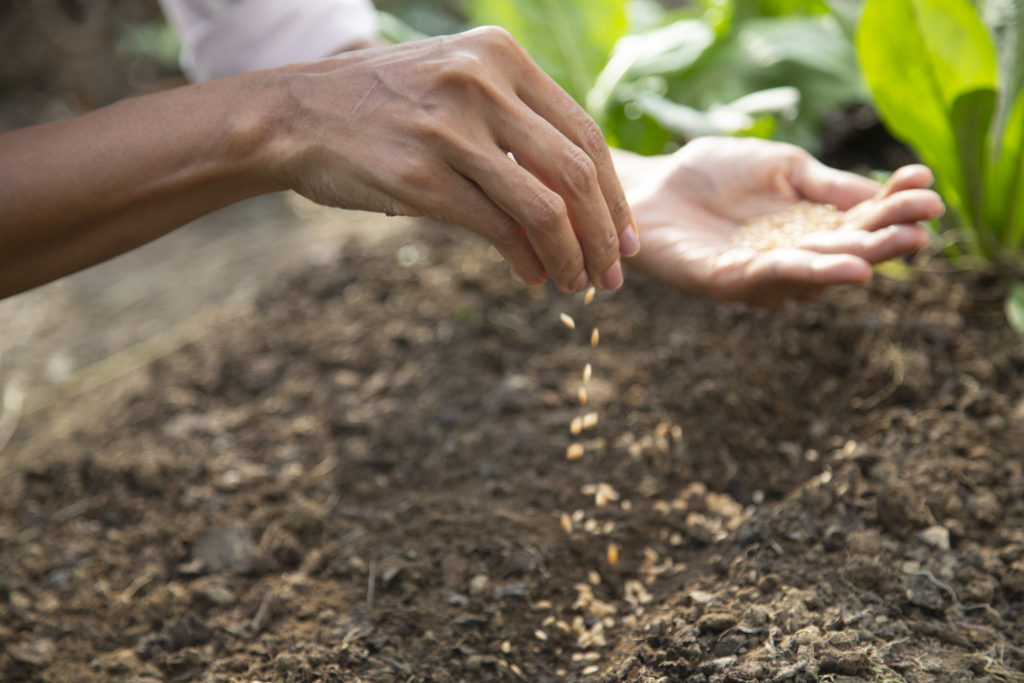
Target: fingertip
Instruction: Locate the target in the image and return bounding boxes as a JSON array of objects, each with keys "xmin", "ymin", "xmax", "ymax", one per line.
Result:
[
  {"xmin": 601, "ymin": 260, "xmax": 624, "ymax": 290},
  {"xmin": 619, "ymin": 222, "xmax": 641, "ymax": 257},
  {"xmin": 813, "ymin": 254, "xmax": 872, "ymax": 284}
]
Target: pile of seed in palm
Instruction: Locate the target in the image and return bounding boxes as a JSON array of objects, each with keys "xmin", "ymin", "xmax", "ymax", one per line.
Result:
[{"xmin": 730, "ymin": 200, "xmax": 845, "ymax": 251}]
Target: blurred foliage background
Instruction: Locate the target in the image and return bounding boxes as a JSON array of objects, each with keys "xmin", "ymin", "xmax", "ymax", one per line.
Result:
[{"xmin": 1, "ymin": 0, "xmax": 872, "ymax": 159}]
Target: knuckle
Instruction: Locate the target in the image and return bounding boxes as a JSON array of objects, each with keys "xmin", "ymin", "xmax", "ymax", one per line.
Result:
[
  {"xmin": 561, "ymin": 148, "xmax": 598, "ymax": 195},
  {"xmin": 592, "ymin": 226, "xmax": 620, "ymax": 260},
  {"xmin": 524, "ymin": 190, "xmax": 566, "ymax": 233},
  {"xmin": 608, "ymin": 193, "xmax": 632, "ymax": 228},
  {"xmin": 396, "ymin": 156, "xmax": 435, "ymax": 188},
  {"xmin": 577, "ymin": 117, "xmax": 607, "ymax": 157},
  {"xmin": 488, "ymin": 215, "xmax": 523, "ymax": 250},
  {"xmin": 472, "ymin": 25, "xmax": 515, "ymax": 50}
]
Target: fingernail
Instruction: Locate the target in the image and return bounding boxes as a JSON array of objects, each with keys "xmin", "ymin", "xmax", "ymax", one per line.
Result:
[
  {"xmin": 571, "ymin": 271, "xmax": 590, "ymax": 292},
  {"xmin": 602, "ymin": 261, "xmax": 623, "ymax": 290},
  {"xmin": 619, "ymin": 222, "xmax": 640, "ymax": 257}
]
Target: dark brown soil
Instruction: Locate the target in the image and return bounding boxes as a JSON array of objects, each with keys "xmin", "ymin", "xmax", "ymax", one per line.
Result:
[{"xmin": 1, "ymin": 224, "xmax": 1022, "ymax": 682}]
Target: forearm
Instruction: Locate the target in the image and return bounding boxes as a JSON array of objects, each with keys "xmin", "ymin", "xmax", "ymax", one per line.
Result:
[{"xmin": 0, "ymin": 72, "xmax": 287, "ymax": 297}]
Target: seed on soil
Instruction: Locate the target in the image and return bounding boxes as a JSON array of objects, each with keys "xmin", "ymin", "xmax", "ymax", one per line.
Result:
[
  {"xmin": 567, "ymin": 443, "xmax": 584, "ymax": 460},
  {"xmin": 584, "ymin": 286, "xmax": 596, "ymax": 305},
  {"xmin": 588, "ymin": 570, "xmax": 601, "ymax": 586},
  {"xmin": 582, "ymin": 665, "xmax": 600, "ymax": 676},
  {"xmin": 560, "ymin": 312, "xmax": 576, "ymax": 329},
  {"xmin": 583, "ymin": 363, "xmax": 592, "ymax": 383},
  {"xmin": 534, "ymin": 629, "xmax": 548, "ymax": 641},
  {"xmin": 560, "ymin": 512, "xmax": 573, "ymax": 534},
  {"xmin": 606, "ymin": 542, "xmax": 619, "ymax": 566},
  {"xmin": 730, "ymin": 200, "xmax": 844, "ymax": 251},
  {"xmin": 590, "ymin": 328, "xmax": 599, "ymax": 347},
  {"xmin": 578, "ymin": 387, "xmax": 588, "ymax": 405},
  {"xmin": 581, "ymin": 412, "xmax": 598, "ymax": 430},
  {"xmin": 535, "ymin": 600, "xmax": 553, "ymax": 611},
  {"xmin": 570, "ymin": 416, "xmax": 583, "ymax": 435},
  {"xmin": 589, "ymin": 482, "xmax": 619, "ymax": 507}
]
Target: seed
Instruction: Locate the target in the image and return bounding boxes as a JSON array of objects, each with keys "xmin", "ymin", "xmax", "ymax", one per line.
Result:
[
  {"xmin": 570, "ymin": 416, "xmax": 583, "ymax": 435},
  {"xmin": 535, "ymin": 599, "xmax": 553, "ymax": 610},
  {"xmin": 535, "ymin": 629, "xmax": 548, "ymax": 641},
  {"xmin": 590, "ymin": 328, "xmax": 599, "ymax": 347},
  {"xmin": 584, "ymin": 286, "xmax": 596, "ymax": 305},
  {"xmin": 566, "ymin": 443, "xmax": 584, "ymax": 460},
  {"xmin": 581, "ymin": 412, "xmax": 598, "ymax": 430},
  {"xmin": 560, "ymin": 512, "xmax": 573, "ymax": 534},
  {"xmin": 588, "ymin": 570, "xmax": 601, "ymax": 586},
  {"xmin": 582, "ymin": 665, "xmax": 600, "ymax": 676},
  {"xmin": 582, "ymin": 363, "xmax": 592, "ymax": 383},
  {"xmin": 560, "ymin": 312, "xmax": 576, "ymax": 329},
  {"xmin": 606, "ymin": 542, "xmax": 619, "ymax": 566},
  {"xmin": 578, "ymin": 387, "xmax": 588, "ymax": 405},
  {"xmin": 501, "ymin": 641, "xmax": 512, "ymax": 654}
]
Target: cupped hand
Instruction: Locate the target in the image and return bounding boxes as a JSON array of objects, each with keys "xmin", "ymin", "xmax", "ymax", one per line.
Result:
[
  {"xmin": 615, "ymin": 137, "xmax": 945, "ymax": 308},
  {"xmin": 273, "ymin": 27, "xmax": 638, "ymax": 292}
]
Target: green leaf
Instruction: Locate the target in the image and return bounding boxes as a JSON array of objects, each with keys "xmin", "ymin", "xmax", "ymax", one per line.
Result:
[
  {"xmin": 587, "ymin": 19, "xmax": 716, "ymax": 120},
  {"xmin": 466, "ymin": 0, "xmax": 628, "ymax": 104},
  {"xmin": 857, "ymin": 0, "xmax": 999, "ymax": 237},
  {"xmin": 995, "ymin": 90, "xmax": 1024, "ymax": 249},
  {"xmin": 950, "ymin": 88, "xmax": 997, "ymax": 255},
  {"xmin": 1004, "ymin": 280, "xmax": 1024, "ymax": 337}
]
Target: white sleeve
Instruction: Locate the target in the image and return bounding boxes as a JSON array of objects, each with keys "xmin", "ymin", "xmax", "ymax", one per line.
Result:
[{"xmin": 157, "ymin": 0, "xmax": 379, "ymax": 81}]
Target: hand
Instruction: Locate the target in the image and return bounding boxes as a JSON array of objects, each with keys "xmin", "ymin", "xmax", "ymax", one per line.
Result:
[
  {"xmin": 274, "ymin": 27, "xmax": 639, "ymax": 292},
  {"xmin": 615, "ymin": 137, "xmax": 945, "ymax": 307}
]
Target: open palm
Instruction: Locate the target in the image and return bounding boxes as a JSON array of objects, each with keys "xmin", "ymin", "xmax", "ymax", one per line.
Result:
[{"xmin": 616, "ymin": 137, "xmax": 945, "ymax": 308}]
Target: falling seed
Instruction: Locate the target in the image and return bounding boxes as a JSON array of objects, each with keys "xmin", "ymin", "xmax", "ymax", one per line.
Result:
[
  {"xmin": 590, "ymin": 328, "xmax": 600, "ymax": 347},
  {"xmin": 584, "ymin": 286, "xmax": 596, "ymax": 305},
  {"xmin": 566, "ymin": 443, "xmax": 584, "ymax": 460},
  {"xmin": 606, "ymin": 543, "xmax": 619, "ymax": 566},
  {"xmin": 582, "ymin": 412, "xmax": 599, "ymax": 430},
  {"xmin": 560, "ymin": 312, "xmax": 576, "ymax": 329},
  {"xmin": 578, "ymin": 387, "xmax": 588, "ymax": 405},
  {"xmin": 561, "ymin": 512, "xmax": 573, "ymax": 534},
  {"xmin": 570, "ymin": 416, "xmax": 583, "ymax": 435},
  {"xmin": 583, "ymin": 363, "xmax": 592, "ymax": 383}
]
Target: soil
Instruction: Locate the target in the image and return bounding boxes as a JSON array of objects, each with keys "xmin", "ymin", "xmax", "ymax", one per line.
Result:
[{"xmin": 2, "ymin": 224, "xmax": 1023, "ymax": 682}]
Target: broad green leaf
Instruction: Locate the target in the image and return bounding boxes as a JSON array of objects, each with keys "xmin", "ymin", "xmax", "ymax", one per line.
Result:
[
  {"xmin": 587, "ymin": 19, "xmax": 716, "ymax": 119},
  {"xmin": 1004, "ymin": 280, "xmax": 1024, "ymax": 337},
  {"xmin": 996, "ymin": 90, "xmax": 1024, "ymax": 249},
  {"xmin": 664, "ymin": 15, "xmax": 863, "ymax": 150},
  {"xmin": 858, "ymin": 0, "xmax": 998, "ymax": 232},
  {"xmin": 978, "ymin": 0, "xmax": 1024, "ymax": 126},
  {"xmin": 950, "ymin": 88, "xmax": 997, "ymax": 255},
  {"xmin": 467, "ymin": 0, "xmax": 628, "ymax": 104}
]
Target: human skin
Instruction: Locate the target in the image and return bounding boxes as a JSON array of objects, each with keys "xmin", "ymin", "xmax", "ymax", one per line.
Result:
[
  {"xmin": 616, "ymin": 137, "xmax": 945, "ymax": 308},
  {"xmin": 0, "ymin": 27, "xmax": 637, "ymax": 299}
]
